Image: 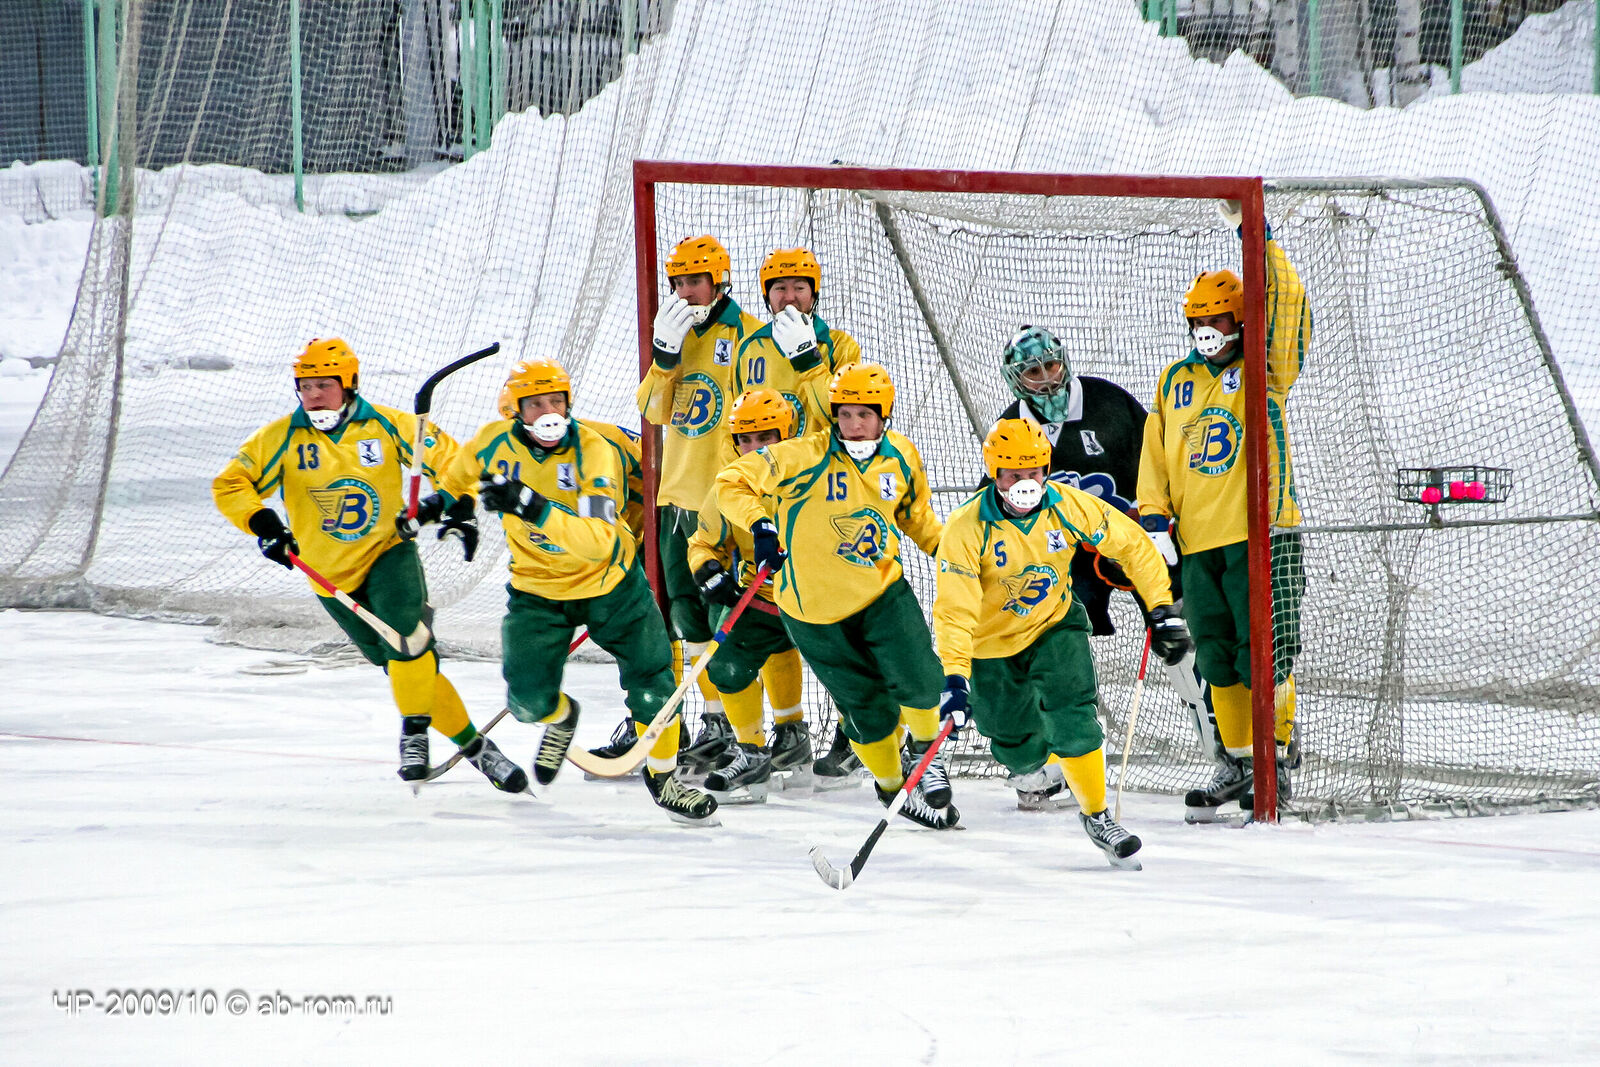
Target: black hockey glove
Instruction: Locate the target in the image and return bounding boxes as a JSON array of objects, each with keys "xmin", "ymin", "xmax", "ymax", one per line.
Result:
[
  {"xmin": 438, "ymin": 494, "xmax": 479, "ymax": 562},
  {"xmin": 693, "ymin": 560, "xmax": 743, "ymax": 609},
  {"xmin": 939, "ymin": 675, "xmax": 971, "ymax": 733},
  {"xmin": 478, "ymin": 474, "xmax": 550, "ymax": 523},
  {"xmin": 750, "ymin": 517, "xmax": 786, "ymax": 573},
  {"xmin": 1147, "ymin": 604, "xmax": 1193, "ymax": 667},
  {"xmin": 394, "ymin": 493, "xmax": 446, "ymax": 539},
  {"xmin": 248, "ymin": 508, "xmax": 298, "ymax": 570}
]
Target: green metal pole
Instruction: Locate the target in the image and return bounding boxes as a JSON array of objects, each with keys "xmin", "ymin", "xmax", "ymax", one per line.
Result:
[
  {"xmin": 82, "ymin": 0, "xmax": 99, "ymax": 173},
  {"xmin": 459, "ymin": 4, "xmax": 475, "ymax": 159},
  {"xmin": 98, "ymin": 0, "xmax": 118, "ymax": 215},
  {"xmin": 475, "ymin": 0, "xmax": 492, "ymax": 148},
  {"xmin": 1450, "ymin": 0, "xmax": 1464, "ymax": 93},
  {"xmin": 1308, "ymin": 0, "xmax": 1323, "ymax": 95},
  {"xmin": 290, "ymin": 0, "xmax": 304, "ymax": 212},
  {"xmin": 490, "ymin": 0, "xmax": 505, "ymax": 127},
  {"xmin": 1162, "ymin": 0, "xmax": 1177, "ymax": 37}
]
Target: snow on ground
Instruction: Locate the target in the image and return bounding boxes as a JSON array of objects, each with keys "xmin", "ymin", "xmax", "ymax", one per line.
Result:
[{"xmin": 4, "ymin": 609, "xmax": 1600, "ymax": 1065}]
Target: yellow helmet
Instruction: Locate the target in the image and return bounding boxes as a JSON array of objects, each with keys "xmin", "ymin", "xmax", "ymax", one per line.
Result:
[
  {"xmin": 759, "ymin": 247, "xmax": 821, "ymax": 300},
  {"xmin": 982, "ymin": 418, "xmax": 1052, "ymax": 480},
  {"xmin": 293, "ymin": 338, "xmax": 359, "ymax": 390},
  {"xmin": 665, "ymin": 235, "xmax": 731, "ymax": 287},
  {"xmin": 1183, "ymin": 270, "xmax": 1244, "ymax": 320},
  {"xmin": 728, "ymin": 388, "xmax": 795, "ymax": 439},
  {"xmin": 499, "ymin": 357, "xmax": 572, "ymax": 418},
  {"xmin": 828, "ymin": 362, "xmax": 895, "ymax": 419}
]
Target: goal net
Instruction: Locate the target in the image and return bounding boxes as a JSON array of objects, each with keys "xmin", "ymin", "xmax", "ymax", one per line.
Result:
[{"xmin": 632, "ymin": 165, "xmax": 1600, "ymax": 818}]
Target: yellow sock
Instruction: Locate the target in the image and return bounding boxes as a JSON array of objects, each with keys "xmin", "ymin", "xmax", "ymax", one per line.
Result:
[
  {"xmin": 723, "ymin": 680, "xmax": 767, "ymax": 745},
  {"xmin": 645, "ymin": 717, "xmax": 681, "ymax": 775},
  {"xmin": 899, "ymin": 704, "xmax": 939, "ymax": 744},
  {"xmin": 670, "ymin": 640, "xmax": 684, "ymax": 686},
  {"xmin": 1047, "ymin": 753, "xmax": 1066, "ymax": 770},
  {"xmin": 539, "ymin": 693, "xmax": 572, "ymax": 726},
  {"xmin": 1211, "ymin": 683, "xmax": 1253, "ymax": 757},
  {"xmin": 1060, "ymin": 747, "xmax": 1108, "ymax": 813},
  {"xmin": 760, "ymin": 649, "xmax": 805, "ymax": 714},
  {"xmin": 1274, "ymin": 674, "xmax": 1297, "ymax": 748},
  {"xmin": 850, "ymin": 731, "xmax": 905, "ymax": 790},
  {"xmin": 430, "ymin": 671, "xmax": 474, "ymax": 742},
  {"xmin": 388, "ymin": 653, "xmax": 437, "ymax": 719}
]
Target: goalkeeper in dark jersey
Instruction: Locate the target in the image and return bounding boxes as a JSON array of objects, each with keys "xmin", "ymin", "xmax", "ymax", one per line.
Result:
[{"xmin": 993, "ymin": 325, "xmax": 1223, "ymax": 806}]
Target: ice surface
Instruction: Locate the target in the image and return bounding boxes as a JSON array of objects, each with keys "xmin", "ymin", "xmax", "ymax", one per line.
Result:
[{"xmin": 4, "ymin": 610, "xmax": 1600, "ymax": 1064}]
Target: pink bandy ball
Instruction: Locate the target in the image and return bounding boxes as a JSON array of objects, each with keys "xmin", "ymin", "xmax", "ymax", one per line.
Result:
[
  {"xmin": 1448, "ymin": 480, "xmax": 1468, "ymax": 500},
  {"xmin": 1420, "ymin": 486, "xmax": 1443, "ymax": 504},
  {"xmin": 1468, "ymin": 480, "xmax": 1487, "ymax": 500}
]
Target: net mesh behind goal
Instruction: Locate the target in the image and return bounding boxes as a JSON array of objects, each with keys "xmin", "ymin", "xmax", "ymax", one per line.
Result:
[{"xmin": 638, "ymin": 174, "xmax": 1600, "ymax": 816}]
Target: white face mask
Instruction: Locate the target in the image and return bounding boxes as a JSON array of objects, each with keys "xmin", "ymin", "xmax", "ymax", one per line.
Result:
[
  {"xmin": 688, "ymin": 303, "xmax": 712, "ymax": 326},
  {"xmin": 1192, "ymin": 325, "xmax": 1240, "ymax": 358},
  {"xmin": 842, "ymin": 436, "xmax": 881, "ymax": 461},
  {"xmin": 527, "ymin": 412, "xmax": 569, "ymax": 446},
  {"xmin": 306, "ymin": 405, "xmax": 345, "ymax": 432},
  {"xmin": 1002, "ymin": 478, "xmax": 1043, "ymax": 512}
]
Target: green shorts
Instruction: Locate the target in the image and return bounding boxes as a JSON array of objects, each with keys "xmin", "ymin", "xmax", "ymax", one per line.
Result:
[
  {"xmin": 781, "ymin": 579, "xmax": 942, "ymax": 745},
  {"xmin": 317, "ymin": 540, "xmax": 434, "ymax": 667},
  {"xmin": 970, "ymin": 601, "xmax": 1102, "ymax": 774},
  {"xmin": 501, "ymin": 560, "xmax": 675, "ymax": 725},
  {"xmin": 1180, "ymin": 531, "xmax": 1305, "ymax": 689},
  {"xmin": 705, "ymin": 602, "xmax": 793, "ymax": 695},
  {"xmin": 659, "ymin": 505, "xmax": 713, "ymax": 644}
]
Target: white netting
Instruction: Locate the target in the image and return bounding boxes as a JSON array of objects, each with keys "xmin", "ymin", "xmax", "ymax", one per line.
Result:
[{"xmin": 4, "ymin": 0, "xmax": 1599, "ymax": 816}]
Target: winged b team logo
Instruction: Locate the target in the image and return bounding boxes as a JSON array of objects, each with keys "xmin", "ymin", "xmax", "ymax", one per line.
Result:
[
  {"xmin": 1000, "ymin": 565, "xmax": 1058, "ymax": 617},
  {"xmin": 308, "ymin": 477, "xmax": 380, "ymax": 542},
  {"xmin": 830, "ymin": 508, "xmax": 891, "ymax": 567}
]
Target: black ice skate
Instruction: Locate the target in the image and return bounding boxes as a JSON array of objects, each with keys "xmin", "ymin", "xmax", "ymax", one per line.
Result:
[
  {"xmin": 875, "ymin": 780, "xmax": 960, "ymax": 830},
  {"xmin": 704, "ymin": 742, "xmax": 773, "ymax": 804},
  {"xmin": 904, "ymin": 737, "xmax": 952, "ymax": 809},
  {"xmin": 1239, "ymin": 756, "xmax": 1294, "ymax": 813},
  {"xmin": 769, "ymin": 720, "xmax": 814, "ymax": 791},
  {"xmin": 1183, "ymin": 756, "xmax": 1252, "ymax": 823},
  {"xmin": 583, "ymin": 717, "xmax": 641, "ymax": 781},
  {"xmin": 463, "ymin": 734, "xmax": 529, "ymax": 794},
  {"xmin": 533, "ymin": 696, "xmax": 582, "ymax": 786},
  {"xmin": 398, "ymin": 715, "xmax": 431, "ymax": 789},
  {"xmin": 679, "ymin": 710, "xmax": 733, "ymax": 776},
  {"xmin": 1080, "ymin": 809, "xmax": 1142, "ymax": 870},
  {"xmin": 813, "ymin": 724, "xmax": 867, "ymax": 790},
  {"xmin": 1009, "ymin": 761, "xmax": 1074, "ymax": 812},
  {"xmin": 645, "ymin": 767, "xmax": 721, "ymax": 826}
]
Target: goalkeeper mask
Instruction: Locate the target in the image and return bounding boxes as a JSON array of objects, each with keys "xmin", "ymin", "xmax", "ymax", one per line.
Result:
[
  {"xmin": 1002, "ymin": 478, "xmax": 1044, "ymax": 513},
  {"xmin": 1192, "ymin": 324, "xmax": 1240, "ymax": 359},
  {"xmin": 842, "ymin": 436, "xmax": 882, "ymax": 461},
  {"xmin": 306, "ymin": 404, "xmax": 347, "ymax": 432},
  {"xmin": 527, "ymin": 412, "xmax": 569, "ymax": 446}
]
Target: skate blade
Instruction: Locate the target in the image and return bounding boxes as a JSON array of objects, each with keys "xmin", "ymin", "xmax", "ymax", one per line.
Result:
[
  {"xmin": 664, "ymin": 810, "xmax": 722, "ymax": 827},
  {"xmin": 770, "ymin": 766, "xmax": 814, "ymax": 793},
  {"xmin": 707, "ymin": 781, "xmax": 770, "ymax": 805},
  {"xmin": 1105, "ymin": 852, "xmax": 1143, "ymax": 871},
  {"xmin": 812, "ymin": 769, "xmax": 869, "ymax": 792},
  {"xmin": 1186, "ymin": 807, "xmax": 1253, "ymax": 826},
  {"xmin": 1016, "ymin": 794, "xmax": 1076, "ymax": 813}
]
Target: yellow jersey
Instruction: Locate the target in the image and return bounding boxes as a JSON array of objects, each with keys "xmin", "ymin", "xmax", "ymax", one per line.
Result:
[
  {"xmin": 635, "ymin": 297, "xmax": 764, "ymax": 510},
  {"xmin": 583, "ymin": 418, "xmax": 645, "ymax": 543},
  {"xmin": 715, "ymin": 430, "xmax": 943, "ymax": 625},
  {"xmin": 733, "ymin": 315, "xmax": 862, "ymax": 437},
  {"xmin": 686, "ymin": 483, "xmax": 778, "ymax": 604},
  {"xmin": 212, "ymin": 398, "xmax": 456, "ymax": 594},
  {"xmin": 440, "ymin": 419, "xmax": 632, "ymax": 600},
  {"xmin": 934, "ymin": 483, "xmax": 1173, "ymax": 677},
  {"xmin": 1138, "ymin": 235, "xmax": 1309, "ymax": 554}
]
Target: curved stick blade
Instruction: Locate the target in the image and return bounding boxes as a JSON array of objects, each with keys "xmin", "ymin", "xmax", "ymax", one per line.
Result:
[{"xmin": 809, "ymin": 844, "xmax": 853, "ymax": 890}]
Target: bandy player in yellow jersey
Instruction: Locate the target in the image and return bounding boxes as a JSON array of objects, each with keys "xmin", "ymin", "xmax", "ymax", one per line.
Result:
[
  {"xmin": 733, "ymin": 247, "xmax": 865, "ymax": 782},
  {"xmin": 212, "ymin": 339, "xmax": 527, "ymax": 793},
  {"xmin": 716, "ymin": 364, "xmax": 957, "ymax": 829},
  {"xmin": 686, "ymin": 389, "xmax": 810, "ymax": 802},
  {"xmin": 635, "ymin": 235, "xmax": 774, "ymax": 773},
  {"xmin": 417, "ymin": 357, "xmax": 718, "ymax": 824},
  {"xmin": 1137, "ymin": 199, "xmax": 1311, "ymax": 821},
  {"xmin": 934, "ymin": 420, "xmax": 1192, "ymax": 869}
]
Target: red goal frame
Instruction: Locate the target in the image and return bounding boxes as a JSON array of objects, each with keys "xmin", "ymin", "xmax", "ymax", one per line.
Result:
[{"xmin": 631, "ymin": 160, "xmax": 1281, "ymax": 821}]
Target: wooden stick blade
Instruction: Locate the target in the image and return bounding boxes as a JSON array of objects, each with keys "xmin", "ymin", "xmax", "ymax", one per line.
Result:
[{"xmin": 809, "ymin": 844, "xmax": 853, "ymax": 890}]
